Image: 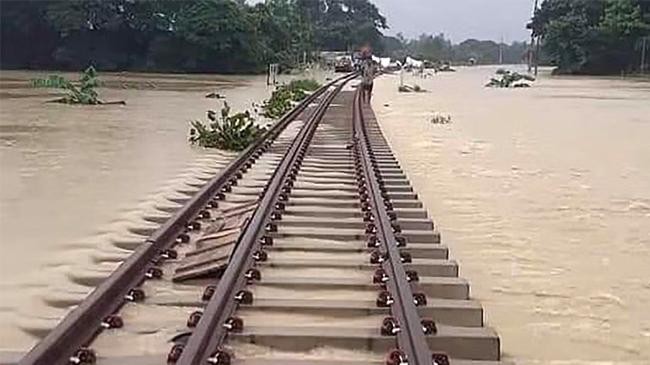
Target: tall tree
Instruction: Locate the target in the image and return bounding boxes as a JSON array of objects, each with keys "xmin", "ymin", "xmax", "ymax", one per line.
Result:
[
  {"xmin": 0, "ymin": 1, "xmax": 59, "ymax": 68},
  {"xmin": 297, "ymin": 0, "xmax": 387, "ymax": 52},
  {"xmin": 1, "ymin": 0, "xmax": 387, "ymax": 73},
  {"xmin": 251, "ymin": 0, "xmax": 313, "ymax": 69},
  {"xmin": 380, "ymin": 33, "xmax": 529, "ymax": 65},
  {"xmin": 44, "ymin": 0, "xmax": 138, "ymax": 69},
  {"xmin": 531, "ymin": 0, "xmax": 650, "ymax": 74},
  {"xmin": 175, "ymin": 0, "xmax": 261, "ymax": 72},
  {"xmin": 407, "ymin": 33, "xmax": 453, "ymax": 61}
]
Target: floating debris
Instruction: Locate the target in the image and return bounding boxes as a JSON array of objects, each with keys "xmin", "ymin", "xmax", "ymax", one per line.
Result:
[{"xmin": 431, "ymin": 112, "xmax": 452, "ymax": 124}]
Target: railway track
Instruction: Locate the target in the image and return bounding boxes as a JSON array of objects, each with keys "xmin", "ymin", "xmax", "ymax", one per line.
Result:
[{"xmin": 18, "ymin": 74, "xmax": 503, "ymax": 365}]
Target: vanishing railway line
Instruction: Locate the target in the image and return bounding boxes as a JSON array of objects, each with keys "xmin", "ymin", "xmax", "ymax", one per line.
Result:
[{"xmin": 19, "ymin": 74, "xmax": 503, "ymax": 365}]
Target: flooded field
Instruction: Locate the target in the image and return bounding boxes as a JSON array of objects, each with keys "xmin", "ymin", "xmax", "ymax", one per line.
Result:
[
  {"xmin": 373, "ymin": 66, "xmax": 650, "ymax": 364},
  {"xmin": 1, "ymin": 66, "xmax": 648, "ymax": 364},
  {"xmin": 0, "ymin": 70, "xmax": 325, "ymax": 350}
]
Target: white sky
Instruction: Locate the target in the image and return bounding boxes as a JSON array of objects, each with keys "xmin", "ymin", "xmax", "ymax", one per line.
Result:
[{"xmin": 371, "ymin": 0, "xmax": 535, "ymax": 42}]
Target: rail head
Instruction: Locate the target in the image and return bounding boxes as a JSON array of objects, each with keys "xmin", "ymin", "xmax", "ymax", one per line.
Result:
[
  {"xmin": 174, "ymin": 75, "xmax": 356, "ymax": 365},
  {"xmin": 19, "ymin": 73, "xmax": 353, "ymax": 365},
  {"xmin": 352, "ymin": 87, "xmax": 434, "ymax": 365}
]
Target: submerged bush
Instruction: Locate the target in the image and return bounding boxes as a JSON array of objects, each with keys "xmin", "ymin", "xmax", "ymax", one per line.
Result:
[
  {"xmin": 431, "ymin": 112, "xmax": 452, "ymax": 124},
  {"xmin": 32, "ymin": 75, "xmax": 74, "ymax": 88},
  {"xmin": 190, "ymin": 102, "xmax": 266, "ymax": 151},
  {"xmin": 32, "ymin": 66, "xmax": 112, "ymax": 105},
  {"xmin": 486, "ymin": 70, "xmax": 535, "ymax": 88},
  {"xmin": 286, "ymin": 78, "xmax": 320, "ymax": 92},
  {"xmin": 262, "ymin": 79, "xmax": 320, "ymax": 119},
  {"xmin": 398, "ymin": 84, "xmax": 426, "ymax": 93},
  {"xmin": 32, "ymin": 66, "xmax": 126, "ymax": 105},
  {"xmin": 190, "ymin": 79, "xmax": 319, "ymax": 150},
  {"xmin": 262, "ymin": 87, "xmax": 295, "ymax": 119}
]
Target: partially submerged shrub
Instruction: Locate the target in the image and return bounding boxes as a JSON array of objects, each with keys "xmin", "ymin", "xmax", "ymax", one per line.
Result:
[
  {"xmin": 431, "ymin": 112, "xmax": 452, "ymax": 124},
  {"xmin": 190, "ymin": 102, "xmax": 266, "ymax": 151},
  {"xmin": 438, "ymin": 63, "xmax": 456, "ymax": 72},
  {"xmin": 486, "ymin": 70, "xmax": 535, "ymax": 88},
  {"xmin": 32, "ymin": 75, "xmax": 76, "ymax": 88},
  {"xmin": 262, "ymin": 87, "xmax": 295, "ymax": 119},
  {"xmin": 32, "ymin": 66, "xmax": 124, "ymax": 105},
  {"xmin": 398, "ymin": 84, "xmax": 427, "ymax": 93},
  {"xmin": 191, "ymin": 79, "xmax": 319, "ymax": 150},
  {"xmin": 262, "ymin": 79, "xmax": 320, "ymax": 119},
  {"xmin": 205, "ymin": 92, "xmax": 225, "ymax": 99},
  {"xmin": 286, "ymin": 78, "xmax": 320, "ymax": 92}
]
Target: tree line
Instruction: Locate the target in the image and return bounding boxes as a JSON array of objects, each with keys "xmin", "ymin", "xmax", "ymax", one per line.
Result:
[
  {"xmin": 2, "ymin": 0, "xmax": 648, "ymax": 75},
  {"xmin": 0, "ymin": 0, "xmax": 386, "ymax": 73},
  {"xmin": 530, "ymin": 0, "xmax": 650, "ymax": 74},
  {"xmin": 382, "ymin": 33, "xmax": 530, "ymax": 65},
  {"xmin": 0, "ymin": 0, "xmax": 531, "ymax": 73}
]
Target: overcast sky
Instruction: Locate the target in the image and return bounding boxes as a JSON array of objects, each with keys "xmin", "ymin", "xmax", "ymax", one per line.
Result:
[{"xmin": 372, "ymin": 0, "xmax": 535, "ymax": 43}]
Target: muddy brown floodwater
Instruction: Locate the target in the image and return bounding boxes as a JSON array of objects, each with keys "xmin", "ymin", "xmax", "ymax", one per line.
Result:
[
  {"xmin": 373, "ymin": 66, "xmax": 650, "ymax": 364},
  {"xmin": 0, "ymin": 69, "xmax": 328, "ymax": 350},
  {"xmin": 1, "ymin": 67, "xmax": 648, "ymax": 364}
]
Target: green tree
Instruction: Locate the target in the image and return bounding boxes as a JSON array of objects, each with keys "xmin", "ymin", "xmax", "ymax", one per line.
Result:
[
  {"xmin": 0, "ymin": 1, "xmax": 60, "ymax": 68},
  {"xmin": 297, "ymin": 0, "xmax": 387, "ymax": 52},
  {"xmin": 531, "ymin": 0, "xmax": 650, "ymax": 74},
  {"xmin": 407, "ymin": 33, "xmax": 453, "ymax": 61},
  {"xmin": 380, "ymin": 33, "xmax": 529, "ymax": 65},
  {"xmin": 591, "ymin": 0, "xmax": 649, "ymax": 71},
  {"xmin": 43, "ymin": 0, "xmax": 153, "ymax": 69},
  {"xmin": 250, "ymin": 0, "xmax": 313, "ymax": 70},
  {"xmin": 0, "ymin": 0, "xmax": 387, "ymax": 73},
  {"xmin": 175, "ymin": 0, "xmax": 262, "ymax": 72},
  {"xmin": 382, "ymin": 33, "xmax": 408, "ymax": 60}
]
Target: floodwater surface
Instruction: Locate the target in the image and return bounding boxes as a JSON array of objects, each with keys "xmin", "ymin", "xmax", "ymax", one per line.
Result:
[
  {"xmin": 373, "ymin": 66, "xmax": 650, "ymax": 364},
  {"xmin": 0, "ymin": 70, "xmax": 325, "ymax": 350},
  {"xmin": 1, "ymin": 67, "xmax": 648, "ymax": 364}
]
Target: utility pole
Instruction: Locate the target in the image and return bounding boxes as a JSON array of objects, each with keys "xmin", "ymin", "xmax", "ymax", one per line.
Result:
[
  {"xmin": 641, "ymin": 36, "xmax": 648, "ymax": 74},
  {"xmin": 499, "ymin": 35, "xmax": 504, "ymax": 65},
  {"xmin": 534, "ymin": 35, "xmax": 540, "ymax": 76},
  {"xmin": 527, "ymin": 41, "xmax": 534, "ymax": 72},
  {"xmin": 528, "ymin": 0, "xmax": 540, "ymax": 73}
]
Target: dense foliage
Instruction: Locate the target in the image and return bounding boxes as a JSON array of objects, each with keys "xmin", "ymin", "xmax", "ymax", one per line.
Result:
[
  {"xmin": 298, "ymin": 0, "xmax": 387, "ymax": 53},
  {"xmin": 4, "ymin": 0, "xmax": 645, "ymax": 75},
  {"xmin": 0, "ymin": 0, "xmax": 387, "ymax": 73},
  {"xmin": 191, "ymin": 78, "xmax": 318, "ymax": 150},
  {"xmin": 261, "ymin": 79, "xmax": 321, "ymax": 119},
  {"xmin": 382, "ymin": 33, "xmax": 530, "ymax": 65},
  {"xmin": 190, "ymin": 102, "xmax": 266, "ymax": 150},
  {"xmin": 530, "ymin": 0, "xmax": 650, "ymax": 74},
  {"xmin": 32, "ymin": 66, "xmax": 101, "ymax": 104}
]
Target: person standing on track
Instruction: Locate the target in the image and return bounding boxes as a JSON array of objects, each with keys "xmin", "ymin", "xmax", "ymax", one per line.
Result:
[{"xmin": 360, "ymin": 51, "xmax": 377, "ymax": 103}]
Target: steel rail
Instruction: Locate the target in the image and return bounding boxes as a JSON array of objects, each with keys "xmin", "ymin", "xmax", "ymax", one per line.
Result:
[
  {"xmin": 19, "ymin": 74, "xmax": 352, "ymax": 365},
  {"xmin": 175, "ymin": 74, "xmax": 357, "ymax": 365},
  {"xmin": 352, "ymin": 87, "xmax": 433, "ymax": 365}
]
